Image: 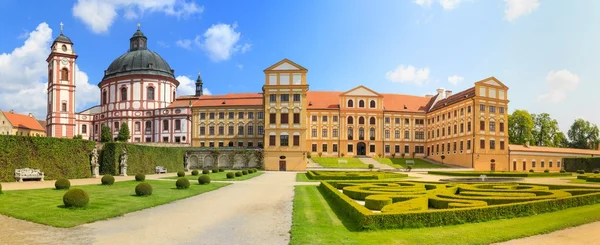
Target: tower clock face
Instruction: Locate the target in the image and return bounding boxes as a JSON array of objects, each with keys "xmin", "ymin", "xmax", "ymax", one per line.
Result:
[{"xmin": 61, "ymin": 58, "xmax": 68, "ymax": 65}]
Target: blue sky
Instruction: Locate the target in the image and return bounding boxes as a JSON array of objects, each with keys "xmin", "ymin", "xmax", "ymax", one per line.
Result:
[{"xmin": 0, "ymin": 0, "xmax": 598, "ymax": 133}]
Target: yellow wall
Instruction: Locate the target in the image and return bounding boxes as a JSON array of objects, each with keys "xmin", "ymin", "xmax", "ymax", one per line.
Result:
[{"xmin": 191, "ymin": 106, "xmax": 264, "ymax": 148}]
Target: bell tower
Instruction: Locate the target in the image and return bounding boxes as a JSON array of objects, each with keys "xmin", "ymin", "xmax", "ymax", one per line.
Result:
[{"xmin": 46, "ymin": 22, "xmax": 78, "ymax": 138}]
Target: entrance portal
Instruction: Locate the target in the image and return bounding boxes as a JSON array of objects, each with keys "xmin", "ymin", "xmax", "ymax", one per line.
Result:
[
  {"xmin": 279, "ymin": 160, "xmax": 286, "ymax": 171},
  {"xmin": 357, "ymin": 142, "xmax": 366, "ymax": 156}
]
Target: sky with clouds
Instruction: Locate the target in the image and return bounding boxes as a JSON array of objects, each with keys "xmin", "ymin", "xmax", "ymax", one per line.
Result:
[{"xmin": 0, "ymin": 0, "xmax": 598, "ymax": 133}]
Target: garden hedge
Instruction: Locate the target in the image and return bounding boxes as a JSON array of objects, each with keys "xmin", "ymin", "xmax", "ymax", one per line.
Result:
[
  {"xmin": 319, "ymin": 180, "xmax": 600, "ymax": 229},
  {"xmin": 99, "ymin": 143, "xmax": 184, "ymax": 176},
  {"xmin": 427, "ymin": 171, "xmax": 571, "ymax": 177},
  {"xmin": 0, "ymin": 135, "xmax": 95, "ymax": 181},
  {"xmin": 306, "ymin": 170, "xmax": 408, "ymax": 180},
  {"xmin": 564, "ymin": 158, "xmax": 600, "ymax": 173}
]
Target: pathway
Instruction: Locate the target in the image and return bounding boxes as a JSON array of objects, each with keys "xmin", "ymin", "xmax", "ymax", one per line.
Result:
[
  {"xmin": 0, "ymin": 172, "xmax": 297, "ymax": 245},
  {"xmin": 495, "ymin": 221, "xmax": 600, "ymax": 245},
  {"xmin": 358, "ymin": 157, "xmax": 395, "ymax": 170}
]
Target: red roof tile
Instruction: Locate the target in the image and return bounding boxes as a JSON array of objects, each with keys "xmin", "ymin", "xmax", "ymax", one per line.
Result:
[
  {"xmin": 429, "ymin": 87, "xmax": 476, "ymax": 112},
  {"xmin": 306, "ymin": 91, "xmax": 341, "ymax": 110},
  {"xmin": 171, "ymin": 93, "xmax": 264, "ymax": 108},
  {"xmin": 509, "ymin": 144, "xmax": 600, "ymax": 155},
  {"xmin": 2, "ymin": 111, "xmax": 45, "ymax": 131}
]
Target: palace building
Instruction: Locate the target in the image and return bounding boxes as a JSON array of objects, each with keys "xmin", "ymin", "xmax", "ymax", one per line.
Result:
[{"xmin": 46, "ymin": 25, "xmax": 600, "ymax": 171}]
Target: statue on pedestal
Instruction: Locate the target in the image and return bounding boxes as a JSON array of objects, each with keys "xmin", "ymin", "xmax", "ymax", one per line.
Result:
[
  {"xmin": 184, "ymin": 152, "xmax": 190, "ymax": 171},
  {"xmin": 90, "ymin": 148, "xmax": 100, "ymax": 178},
  {"xmin": 120, "ymin": 149, "xmax": 128, "ymax": 176}
]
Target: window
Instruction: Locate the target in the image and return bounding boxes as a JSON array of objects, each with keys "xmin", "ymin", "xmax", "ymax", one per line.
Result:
[
  {"xmin": 218, "ymin": 126, "xmax": 224, "ymax": 135},
  {"xmin": 394, "ymin": 145, "xmax": 399, "ymax": 153},
  {"xmin": 369, "ymin": 117, "xmax": 376, "ymax": 125},
  {"xmin": 322, "ymin": 116, "xmax": 328, "ymax": 122},
  {"xmin": 557, "ymin": 161, "xmax": 561, "ymax": 168},
  {"xmin": 500, "ymin": 141, "xmax": 505, "ymax": 150},
  {"xmin": 359, "ymin": 128, "xmax": 365, "ymax": 140},
  {"xmin": 312, "ymin": 144, "xmax": 317, "ymax": 152},
  {"xmin": 395, "ymin": 118, "xmax": 400, "ymax": 124},
  {"xmin": 200, "ymin": 126, "xmax": 205, "ymax": 136},
  {"xmin": 258, "ymin": 125, "xmax": 264, "ymax": 135},
  {"xmin": 480, "ymin": 139, "xmax": 485, "ymax": 149},
  {"xmin": 370, "ymin": 100, "xmax": 376, "ymax": 108},
  {"xmin": 347, "ymin": 116, "xmax": 354, "ymax": 124},
  {"xmin": 269, "ymin": 94, "xmax": 277, "ymax": 102},
  {"xmin": 460, "ymin": 108, "xmax": 464, "ymax": 115},
  {"xmin": 280, "ymin": 135, "xmax": 289, "ymax": 146},
  {"xmin": 175, "ymin": 120, "xmax": 181, "ymax": 131},
  {"xmin": 359, "ymin": 117, "xmax": 365, "ymax": 125},
  {"xmin": 229, "ymin": 112, "xmax": 235, "ymax": 119},
  {"xmin": 147, "ymin": 87, "xmax": 155, "ymax": 100},
  {"xmin": 248, "ymin": 112, "xmax": 254, "ymax": 119},
  {"xmin": 385, "ymin": 145, "xmax": 390, "ymax": 153},
  {"xmin": 61, "ymin": 68, "xmax": 69, "ymax": 81},
  {"xmin": 490, "ymin": 140, "xmax": 496, "ymax": 150},
  {"xmin": 454, "ymin": 111, "xmax": 457, "ymax": 117},
  {"xmin": 489, "ymin": 106, "xmax": 496, "ymax": 113},
  {"xmin": 102, "ymin": 91, "xmax": 107, "ymax": 105},
  {"xmin": 370, "ymin": 145, "xmax": 375, "ymax": 153},
  {"xmin": 499, "ymin": 107, "xmax": 505, "ymax": 114},
  {"xmin": 415, "ymin": 131, "xmax": 424, "ymax": 139},
  {"xmin": 209, "ymin": 126, "xmax": 215, "ymax": 135},
  {"xmin": 238, "ymin": 141, "xmax": 244, "ymax": 147},
  {"xmin": 404, "ymin": 145, "xmax": 409, "ymax": 154},
  {"xmin": 532, "ymin": 161, "xmax": 536, "ymax": 168},
  {"xmin": 280, "ymin": 94, "xmax": 289, "ymax": 102},
  {"xmin": 359, "ymin": 100, "xmax": 365, "ymax": 108},
  {"xmin": 163, "ymin": 137, "xmax": 169, "ymax": 142},
  {"xmin": 442, "ymin": 144, "xmax": 445, "ymax": 152},
  {"xmin": 293, "ymin": 135, "xmax": 300, "ymax": 146},
  {"xmin": 460, "ymin": 141, "xmax": 464, "ymax": 151},
  {"xmin": 210, "ymin": 113, "xmax": 215, "ymax": 119},
  {"xmin": 333, "ymin": 116, "xmax": 338, "ymax": 122},
  {"xmin": 480, "ymin": 105, "xmax": 485, "ymax": 111},
  {"xmin": 269, "ymin": 135, "xmax": 276, "ymax": 146},
  {"xmin": 228, "ymin": 125, "xmax": 234, "ymax": 135},
  {"xmin": 293, "ymin": 113, "xmax": 300, "ymax": 124},
  {"xmin": 347, "ymin": 127, "xmax": 353, "ymax": 140},
  {"xmin": 293, "ymin": 94, "xmax": 301, "ymax": 102},
  {"xmin": 454, "ymin": 125, "xmax": 457, "ymax": 134},
  {"xmin": 82, "ymin": 125, "xmax": 87, "ymax": 134},
  {"xmin": 219, "ymin": 112, "xmax": 224, "ymax": 119},
  {"xmin": 258, "ymin": 112, "xmax": 264, "ymax": 119},
  {"xmin": 200, "ymin": 113, "xmax": 206, "ymax": 120},
  {"xmin": 322, "ymin": 128, "xmax": 328, "ymax": 138},
  {"xmin": 312, "ymin": 115, "xmax": 317, "ymax": 122},
  {"xmin": 61, "ymin": 102, "xmax": 67, "ymax": 112},
  {"xmin": 333, "ymin": 144, "xmax": 338, "ymax": 152},
  {"xmin": 385, "ymin": 130, "xmax": 390, "ymax": 139},
  {"xmin": 333, "ymin": 128, "xmax": 338, "ymax": 137},
  {"xmin": 385, "ymin": 117, "xmax": 390, "ymax": 124},
  {"xmin": 442, "ymin": 128, "xmax": 445, "ymax": 136},
  {"xmin": 162, "ymin": 120, "xmax": 169, "ymax": 131},
  {"xmin": 348, "ymin": 144, "xmax": 353, "ymax": 152},
  {"xmin": 405, "ymin": 118, "xmax": 410, "ymax": 124},
  {"xmin": 347, "ymin": 99, "xmax": 354, "ymax": 107},
  {"xmin": 248, "ymin": 141, "xmax": 253, "ymax": 148},
  {"xmin": 468, "ymin": 106, "xmax": 471, "ymax": 113},
  {"xmin": 238, "ymin": 125, "xmax": 244, "ymax": 135},
  {"xmin": 121, "ymin": 87, "xmax": 127, "ymax": 101},
  {"xmin": 499, "ymin": 122, "xmax": 505, "ymax": 132},
  {"xmin": 541, "ymin": 161, "xmax": 545, "ymax": 168},
  {"xmin": 415, "ymin": 146, "xmax": 424, "ymax": 154},
  {"xmin": 270, "ymin": 113, "xmax": 276, "ymax": 124},
  {"xmin": 209, "ymin": 142, "xmax": 215, "ymax": 147},
  {"xmin": 460, "ymin": 123, "xmax": 464, "ymax": 133},
  {"xmin": 468, "ymin": 122, "xmax": 472, "ymax": 132},
  {"xmin": 248, "ymin": 125, "xmax": 254, "ymax": 135},
  {"xmin": 322, "ymin": 144, "xmax": 328, "ymax": 152},
  {"xmin": 480, "ymin": 121, "xmax": 485, "ymax": 130},
  {"xmin": 404, "ymin": 130, "xmax": 409, "ymax": 139},
  {"xmin": 369, "ymin": 128, "xmax": 376, "ymax": 140},
  {"xmin": 145, "ymin": 121, "xmax": 152, "ymax": 132},
  {"xmin": 229, "ymin": 141, "xmax": 234, "ymax": 147},
  {"xmin": 312, "ymin": 128, "xmax": 317, "ymax": 138},
  {"xmin": 467, "ymin": 140, "xmax": 471, "ymax": 150},
  {"xmin": 489, "ymin": 121, "xmax": 496, "ymax": 131},
  {"xmin": 395, "ymin": 130, "xmax": 400, "ymax": 139},
  {"xmin": 549, "ymin": 161, "xmax": 553, "ymax": 168},
  {"xmin": 415, "ymin": 119, "xmax": 424, "ymax": 125},
  {"xmin": 280, "ymin": 113, "xmax": 289, "ymax": 124}
]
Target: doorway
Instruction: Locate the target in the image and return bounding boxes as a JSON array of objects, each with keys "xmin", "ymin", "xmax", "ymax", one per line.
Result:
[
  {"xmin": 279, "ymin": 160, "xmax": 286, "ymax": 171},
  {"xmin": 490, "ymin": 163, "xmax": 496, "ymax": 171},
  {"xmin": 513, "ymin": 161, "xmax": 516, "ymax": 171},
  {"xmin": 357, "ymin": 142, "xmax": 366, "ymax": 156}
]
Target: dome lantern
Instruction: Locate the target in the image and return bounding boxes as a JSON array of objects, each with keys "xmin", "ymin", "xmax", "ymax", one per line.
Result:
[{"xmin": 129, "ymin": 23, "xmax": 147, "ymax": 51}]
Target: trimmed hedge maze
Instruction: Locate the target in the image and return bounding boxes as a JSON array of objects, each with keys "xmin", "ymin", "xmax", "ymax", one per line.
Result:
[
  {"xmin": 306, "ymin": 171, "xmax": 408, "ymax": 180},
  {"xmin": 319, "ymin": 180, "xmax": 600, "ymax": 229},
  {"xmin": 576, "ymin": 175, "xmax": 600, "ymax": 183},
  {"xmin": 428, "ymin": 171, "xmax": 571, "ymax": 177}
]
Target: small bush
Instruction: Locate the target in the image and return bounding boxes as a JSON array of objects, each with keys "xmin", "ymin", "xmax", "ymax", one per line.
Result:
[
  {"xmin": 177, "ymin": 171, "xmax": 185, "ymax": 177},
  {"xmin": 135, "ymin": 183, "xmax": 153, "ymax": 196},
  {"xmin": 250, "ymin": 169, "xmax": 255, "ymax": 173},
  {"xmin": 595, "ymin": 170, "xmax": 600, "ymax": 174},
  {"xmin": 340, "ymin": 153, "xmax": 345, "ymax": 157},
  {"xmin": 202, "ymin": 169, "xmax": 210, "ymax": 174},
  {"xmin": 63, "ymin": 188, "xmax": 89, "ymax": 208},
  {"xmin": 368, "ymin": 164, "xmax": 375, "ymax": 171},
  {"xmin": 544, "ymin": 169, "xmax": 550, "ymax": 173},
  {"xmin": 529, "ymin": 169, "xmax": 534, "ymax": 173},
  {"xmin": 226, "ymin": 172, "xmax": 235, "ymax": 179},
  {"xmin": 55, "ymin": 178, "xmax": 71, "ymax": 190},
  {"xmin": 135, "ymin": 173, "xmax": 145, "ymax": 182},
  {"xmin": 577, "ymin": 170, "xmax": 586, "ymax": 174},
  {"xmin": 235, "ymin": 171, "xmax": 243, "ymax": 177},
  {"xmin": 176, "ymin": 178, "xmax": 190, "ymax": 189},
  {"xmin": 191, "ymin": 170, "xmax": 199, "ymax": 176},
  {"xmin": 198, "ymin": 175, "xmax": 211, "ymax": 185},
  {"xmin": 101, "ymin": 175, "xmax": 115, "ymax": 185},
  {"xmin": 242, "ymin": 170, "xmax": 248, "ymax": 175},
  {"xmin": 252, "ymin": 168, "xmax": 258, "ymax": 173},
  {"xmin": 560, "ymin": 169, "xmax": 566, "ymax": 173},
  {"xmin": 212, "ymin": 168, "xmax": 219, "ymax": 173},
  {"xmin": 219, "ymin": 168, "xmax": 224, "ymax": 172}
]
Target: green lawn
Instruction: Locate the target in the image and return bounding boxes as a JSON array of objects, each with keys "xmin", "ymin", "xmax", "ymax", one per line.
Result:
[
  {"xmin": 296, "ymin": 172, "xmax": 320, "ymax": 182},
  {"xmin": 375, "ymin": 158, "xmax": 449, "ymax": 169},
  {"xmin": 291, "ymin": 185, "xmax": 600, "ymax": 245},
  {"xmin": 312, "ymin": 157, "xmax": 369, "ymax": 168},
  {"xmin": 0, "ymin": 180, "xmax": 229, "ymax": 228},
  {"xmin": 567, "ymin": 178, "xmax": 600, "ymax": 185},
  {"xmin": 162, "ymin": 170, "xmax": 264, "ymax": 181}
]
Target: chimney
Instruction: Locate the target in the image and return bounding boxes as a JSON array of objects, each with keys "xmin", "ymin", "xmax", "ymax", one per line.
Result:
[
  {"xmin": 28, "ymin": 113, "xmax": 34, "ymax": 118},
  {"xmin": 445, "ymin": 90, "xmax": 453, "ymax": 98},
  {"xmin": 436, "ymin": 88, "xmax": 444, "ymax": 95},
  {"xmin": 9, "ymin": 109, "xmax": 14, "ymax": 113},
  {"xmin": 425, "ymin": 94, "xmax": 433, "ymax": 98}
]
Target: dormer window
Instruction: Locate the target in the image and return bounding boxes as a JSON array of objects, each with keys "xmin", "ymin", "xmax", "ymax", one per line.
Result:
[
  {"xmin": 122, "ymin": 65, "xmax": 127, "ymax": 71},
  {"xmin": 61, "ymin": 45, "xmax": 67, "ymax": 52},
  {"xmin": 148, "ymin": 63, "xmax": 153, "ymax": 69}
]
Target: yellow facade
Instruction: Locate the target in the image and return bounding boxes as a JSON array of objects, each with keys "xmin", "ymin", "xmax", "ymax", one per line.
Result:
[
  {"xmin": 191, "ymin": 106, "xmax": 264, "ymax": 148},
  {"xmin": 0, "ymin": 110, "xmax": 46, "ymax": 137}
]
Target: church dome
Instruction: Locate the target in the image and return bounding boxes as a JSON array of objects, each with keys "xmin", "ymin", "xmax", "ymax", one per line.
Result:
[{"xmin": 102, "ymin": 27, "xmax": 174, "ymax": 81}]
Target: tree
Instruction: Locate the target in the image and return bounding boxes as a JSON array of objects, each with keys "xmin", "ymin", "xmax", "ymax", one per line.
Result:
[
  {"xmin": 508, "ymin": 110, "xmax": 534, "ymax": 145},
  {"xmin": 531, "ymin": 113, "xmax": 561, "ymax": 147},
  {"xmin": 117, "ymin": 122, "xmax": 130, "ymax": 142},
  {"xmin": 100, "ymin": 125, "xmax": 112, "ymax": 142},
  {"xmin": 568, "ymin": 119, "xmax": 600, "ymax": 150},
  {"xmin": 553, "ymin": 131, "xmax": 569, "ymax": 148}
]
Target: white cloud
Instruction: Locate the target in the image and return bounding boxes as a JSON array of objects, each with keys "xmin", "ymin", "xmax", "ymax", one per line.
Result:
[
  {"xmin": 414, "ymin": 0, "xmax": 433, "ymax": 7},
  {"xmin": 180, "ymin": 23, "xmax": 251, "ymax": 62},
  {"xmin": 0, "ymin": 22, "xmax": 97, "ymax": 118},
  {"xmin": 74, "ymin": 65, "xmax": 100, "ymax": 110},
  {"xmin": 156, "ymin": 41, "xmax": 170, "ymax": 48},
  {"xmin": 439, "ymin": 0, "xmax": 463, "ymax": 10},
  {"xmin": 176, "ymin": 75, "xmax": 211, "ymax": 96},
  {"xmin": 175, "ymin": 39, "xmax": 192, "ymax": 49},
  {"xmin": 72, "ymin": 0, "xmax": 204, "ymax": 34},
  {"xmin": 504, "ymin": 0, "xmax": 540, "ymax": 22},
  {"xmin": 236, "ymin": 64, "xmax": 243, "ymax": 70},
  {"xmin": 385, "ymin": 65, "xmax": 430, "ymax": 85},
  {"xmin": 447, "ymin": 75, "xmax": 464, "ymax": 85},
  {"xmin": 537, "ymin": 70, "xmax": 580, "ymax": 104},
  {"xmin": 240, "ymin": 43, "xmax": 252, "ymax": 53}
]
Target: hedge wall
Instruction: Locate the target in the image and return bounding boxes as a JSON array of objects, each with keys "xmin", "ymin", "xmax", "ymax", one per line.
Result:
[
  {"xmin": 563, "ymin": 158, "xmax": 600, "ymax": 172},
  {"xmin": 99, "ymin": 143, "xmax": 185, "ymax": 175},
  {"xmin": 427, "ymin": 171, "xmax": 571, "ymax": 177},
  {"xmin": 306, "ymin": 170, "xmax": 407, "ymax": 180},
  {"xmin": 0, "ymin": 135, "xmax": 95, "ymax": 181}
]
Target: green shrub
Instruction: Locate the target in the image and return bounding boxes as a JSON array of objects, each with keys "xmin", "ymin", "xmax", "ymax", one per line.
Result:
[
  {"xmin": 252, "ymin": 168, "xmax": 257, "ymax": 173},
  {"xmin": 135, "ymin": 182, "xmax": 152, "ymax": 196},
  {"xmin": 202, "ymin": 169, "xmax": 210, "ymax": 174},
  {"xmin": 101, "ymin": 175, "xmax": 115, "ymax": 185},
  {"xmin": 560, "ymin": 169, "xmax": 566, "ymax": 173},
  {"xmin": 176, "ymin": 178, "xmax": 190, "ymax": 189},
  {"xmin": 135, "ymin": 173, "xmax": 145, "ymax": 182},
  {"xmin": 235, "ymin": 171, "xmax": 243, "ymax": 177},
  {"xmin": 63, "ymin": 188, "xmax": 89, "ymax": 208},
  {"xmin": 577, "ymin": 170, "xmax": 585, "ymax": 174},
  {"xmin": 368, "ymin": 164, "xmax": 375, "ymax": 170},
  {"xmin": 198, "ymin": 175, "xmax": 211, "ymax": 185},
  {"xmin": 306, "ymin": 171, "xmax": 407, "ymax": 180},
  {"xmin": 212, "ymin": 168, "xmax": 219, "ymax": 173},
  {"xmin": 55, "ymin": 178, "xmax": 71, "ymax": 190},
  {"xmin": 544, "ymin": 169, "xmax": 550, "ymax": 173},
  {"xmin": 595, "ymin": 170, "xmax": 600, "ymax": 174},
  {"xmin": 226, "ymin": 172, "xmax": 235, "ymax": 179},
  {"xmin": 98, "ymin": 143, "xmax": 184, "ymax": 176},
  {"xmin": 177, "ymin": 171, "xmax": 185, "ymax": 177},
  {"xmin": 564, "ymin": 158, "xmax": 600, "ymax": 173},
  {"xmin": 191, "ymin": 170, "xmax": 199, "ymax": 176},
  {"xmin": 529, "ymin": 169, "xmax": 534, "ymax": 173},
  {"xmin": 242, "ymin": 170, "xmax": 248, "ymax": 175},
  {"xmin": 219, "ymin": 168, "xmax": 224, "ymax": 172}
]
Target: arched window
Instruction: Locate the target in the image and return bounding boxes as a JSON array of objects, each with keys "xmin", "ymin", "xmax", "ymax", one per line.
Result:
[
  {"xmin": 61, "ymin": 102, "xmax": 67, "ymax": 112},
  {"xmin": 121, "ymin": 87, "xmax": 128, "ymax": 101},
  {"xmin": 147, "ymin": 87, "xmax": 155, "ymax": 100},
  {"xmin": 145, "ymin": 121, "xmax": 152, "ymax": 132},
  {"xmin": 369, "ymin": 128, "xmax": 376, "ymax": 139},
  {"xmin": 347, "ymin": 116, "xmax": 354, "ymax": 124},
  {"xmin": 369, "ymin": 117, "xmax": 376, "ymax": 125},
  {"xmin": 359, "ymin": 100, "xmax": 365, "ymax": 108},
  {"xmin": 370, "ymin": 100, "xmax": 376, "ymax": 108},
  {"xmin": 102, "ymin": 91, "xmax": 107, "ymax": 105},
  {"xmin": 347, "ymin": 99, "xmax": 354, "ymax": 108},
  {"xmin": 359, "ymin": 127, "xmax": 365, "ymax": 138},
  {"xmin": 61, "ymin": 68, "xmax": 69, "ymax": 81},
  {"xmin": 359, "ymin": 116, "xmax": 365, "ymax": 124}
]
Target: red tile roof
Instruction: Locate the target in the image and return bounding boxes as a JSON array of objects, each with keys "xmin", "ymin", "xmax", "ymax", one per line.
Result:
[
  {"xmin": 306, "ymin": 91, "xmax": 432, "ymax": 112},
  {"xmin": 429, "ymin": 87, "xmax": 476, "ymax": 112},
  {"xmin": 2, "ymin": 111, "xmax": 45, "ymax": 131},
  {"xmin": 171, "ymin": 93, "xmax": 264, "ymax": 108},
  {"xmin": 306, "ymin": 91, "xmax": 341, "ymax": 110},
  {"xmin": 509, "ymin": 144, "xmax": 600, "ymax": 156}
]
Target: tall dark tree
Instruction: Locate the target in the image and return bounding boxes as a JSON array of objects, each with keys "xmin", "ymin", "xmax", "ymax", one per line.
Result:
[
  {"xmin": 568, "ymin": 119, "xmax": 600, "ymax": 150},
  {"xmin": 553, "ymin": 131, "xmax": 569, "ymax": 148},
  {"xmin": 508, "ymin": 110, "xmax": 534, "ymax": 145},
  {"xmin": 531, "ymin": 113, "xmax": 560, "ymax": 146},
  {"xmin": 117, "ymin": 122, "xmax": 130, "ymax": 142},
  {"xmin": 100, "ymin": 125, "xmax": 112, "ymax": 142}
]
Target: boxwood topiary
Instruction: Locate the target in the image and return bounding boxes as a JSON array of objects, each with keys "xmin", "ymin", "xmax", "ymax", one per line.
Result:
[
  {"xmin": 219, "ymin": 168, "xmax": 224, "ymax": 172},
  {"xmin": 63, "ymin": 188, "xmax": 89, "ymax": 208},
  {"xmin": 235, "ymin": 171, "xmax": 243, "ymax": 177},
  {"xmin": 135, "ymin": 182, "xmax": 153, "ymax": 196},
  {"xmin": 191, "ymin": 170, "xmax": 199, "ymax": 176},
  {"xmin": 560, "ymin": 169, "xmax": 566, "ymax": 173},
  {"xmin": 198, "ymin": 175, "xmax": 211, "ymax": 185},
  {"xmin": 202, "ymin": 169, "xmax": 210, "ymax": 174},
  {"xmin": 242, "ymin": 170, "xmax": 248, "ymax": 175},
  {"xmin": 529, "ymin": 169, "xmax": 534, "ymax": 173},
  {"xmin": 544, "ymin": 169, "xmax": 550, "ymax": 173},
  {"xmin": 212, "ymin": 168, "xmax": 219, "ymax": 173},
  {"xmin": 177, "ymin": 171, "xmax": 185, "ymax": 177},
  {"xmin": 176, "ymin": 178, "xmax": 190, "ymax": 189},
  {"xmin": 226, "ymin": 172, "xmax": 235, "ymax": 179},
  {"xmin": 101, "ymin": 175, "xmax": 115, "ymax": 185},
  {"xmin": 55, "ymin": 178, "xmax": 71, "ymax": 190},
  {"xmin": 135, "ymin": 173, "xmax": 145, "ymax": 182}
]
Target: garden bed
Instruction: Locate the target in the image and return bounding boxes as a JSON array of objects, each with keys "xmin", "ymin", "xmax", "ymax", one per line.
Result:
[
  {"xmin": 428, "ymin": 171, "xmax": 571, "ymax": 177},
  {"xmin": 305, "ymin": 170, "xmax": 407, "ymax": 180}
]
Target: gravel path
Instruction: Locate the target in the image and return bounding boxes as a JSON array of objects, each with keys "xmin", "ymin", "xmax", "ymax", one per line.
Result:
[
  {"xmin": 0, "ymin": 171, "xmax": 296, "ymax": 245},
  {"xmin": 494, "ymin": 221, "xmax": 600, "ymax": 245}
]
